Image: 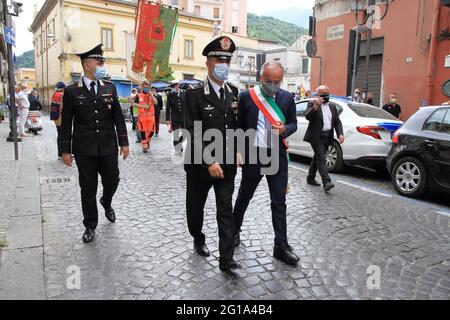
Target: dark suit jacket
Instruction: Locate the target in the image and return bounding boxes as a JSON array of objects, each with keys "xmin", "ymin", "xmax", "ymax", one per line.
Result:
[
  {"xmin": 237, "ymin": 88, "xmax": 297, "ymax": 157},
  {"xmin": 60, "ymin": 80, "xmax": 128, "ymax": 156},
  {"xmin": 154, "ymin": 94, "xmax": 163, "ymax": 114},
  {"xmin": 303, "ymin": 101, "xmax": 343, "ymax": 145}
]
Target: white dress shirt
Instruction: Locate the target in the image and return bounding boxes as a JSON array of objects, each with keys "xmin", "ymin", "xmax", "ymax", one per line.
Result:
[
  {"xmin": 254, "ymin": 95, "xmax": 276, "ymax": 149},
  {"xmin": 321, "ymin": 103, "xmax": 332, "ymax": 132},
  {"xmin": 208, "ymin": 77, "xmax": 225, "ymax": 99},
  {"xmin": 83, "ymin": 76, "xmax": 98, "ymax": 95}
]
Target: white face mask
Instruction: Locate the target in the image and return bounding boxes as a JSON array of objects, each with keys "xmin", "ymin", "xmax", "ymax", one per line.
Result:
[{"xmin": 212, "ymin": 63, "xmax": 230, "ymax": 81}]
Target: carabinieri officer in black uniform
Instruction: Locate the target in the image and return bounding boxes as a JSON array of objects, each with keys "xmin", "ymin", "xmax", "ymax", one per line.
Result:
[
  {"xmin": 184, "ymin": 36, "xmax": 241, "ymax": 272},
  {"xmin": 60, "ymin": 44, "xmax": 130, "ymax": 243}
]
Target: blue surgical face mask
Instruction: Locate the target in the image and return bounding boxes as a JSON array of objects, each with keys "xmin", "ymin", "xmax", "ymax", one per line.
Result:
[
  {"xmin": 212, "ymin": 63, "xmax": 230, "ymax": 81},
  {"xmin": 262, "ymin": 80, "xmax": 281, "ymax": 96},
  {"xmin": 94, "ymin": 66, "xmax": 106, "ymax": 80},
  {"xmin": 143, "ymin": 88, "xmax": 149, "ymax": 94}
]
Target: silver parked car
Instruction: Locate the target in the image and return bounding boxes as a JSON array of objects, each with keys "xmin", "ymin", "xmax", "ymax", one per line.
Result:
[{"xmin": 288, "ymin": 98, "xmax": 403, "ymax": 172}]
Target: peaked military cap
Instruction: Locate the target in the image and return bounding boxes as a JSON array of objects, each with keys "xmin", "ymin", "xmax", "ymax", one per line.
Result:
[
  {"xmin": 202, "ymin": 36, "xmax": 236, "ymax": 60},
  {"xmin": 76, "ymin": 44, "xmax": 106, "ymax": 62}
]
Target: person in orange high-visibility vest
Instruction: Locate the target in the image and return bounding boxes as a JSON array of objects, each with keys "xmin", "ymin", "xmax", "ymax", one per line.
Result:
[{"xmin": 134, "ymin": 80, "xmax": 157, "ymax": 153}]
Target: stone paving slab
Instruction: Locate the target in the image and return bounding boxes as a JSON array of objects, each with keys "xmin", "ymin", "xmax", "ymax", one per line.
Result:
[
  {"xmin": 0, "ymin": 247, "xmax": 45, "ymax": 300},
  {"xmin": 5, "ymin": 216, "xmax": 42, "ymax": 250}
]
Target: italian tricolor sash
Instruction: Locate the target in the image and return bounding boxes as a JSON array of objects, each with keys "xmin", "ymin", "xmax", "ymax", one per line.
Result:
[{"xmin": 249, "ymin": 85, "xmax": 289, "ymax": 151}]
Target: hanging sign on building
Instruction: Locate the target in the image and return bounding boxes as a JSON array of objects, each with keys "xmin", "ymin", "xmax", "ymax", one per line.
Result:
[
  {"xmin": 326, "ymin": 24, "xmax": 344, "ymax": 41},
  {"xmin": 445, "ymin": 55, "xmax": 450, "ymax": 68}
]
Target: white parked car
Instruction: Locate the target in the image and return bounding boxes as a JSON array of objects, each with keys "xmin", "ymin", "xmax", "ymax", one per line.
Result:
[{"xmin": 288, "ymin": 98, "xmax": 403, "ymax": 172}]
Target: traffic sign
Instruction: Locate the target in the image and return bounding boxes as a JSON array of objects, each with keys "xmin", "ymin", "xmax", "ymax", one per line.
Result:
[
  {"xmin": 5, "ymin": 27, "xmax": 15, "ymax": 46},
  {"xmin": 306, "ymin": 39, "xmax": 317, "ymax": 58}
]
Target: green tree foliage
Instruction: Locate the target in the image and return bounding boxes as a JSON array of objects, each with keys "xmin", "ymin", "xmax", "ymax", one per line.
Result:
[
  {"xmin": 247, "ymin": 13, "xmax": 307, "ymax": 46},
  {"xmin": 14, "ymin": 50, "xmax": 35, "ymax": 69}
]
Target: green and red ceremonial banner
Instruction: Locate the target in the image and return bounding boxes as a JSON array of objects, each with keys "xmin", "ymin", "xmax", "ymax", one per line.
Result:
[{"xmin": 132, "ymin": 0, "xmax": 178, "ymax": 82}]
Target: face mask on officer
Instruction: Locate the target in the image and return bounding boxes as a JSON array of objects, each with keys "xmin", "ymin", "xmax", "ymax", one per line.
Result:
[
  {"xmin": 213, "ymin": 63, "xmax": 230, "ymax": 81},
  {"xmin": 390, "ymin": 97, "xmax": 397, "ymax": 105},
  {"xmin": 94, "ymin": 66, "xmax": 106, "ymax": 80}
]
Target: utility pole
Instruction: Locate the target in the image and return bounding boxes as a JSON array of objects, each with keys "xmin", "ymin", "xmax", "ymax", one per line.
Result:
[{"xmin": 4, "ymin": 0, "xmax": 22, "ymax": 160}]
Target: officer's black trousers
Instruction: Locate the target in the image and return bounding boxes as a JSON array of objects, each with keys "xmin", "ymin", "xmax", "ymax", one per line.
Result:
[
  {"xmin": 172, "ymin": 122, "xmax": 184, "ymax": 149},
  {"xmin": 186, "ymin": 171, "xmax": 235, "ymax": 263},
  {"xmin": 75, "ymin": 154, "xmax": 120, "ymax": 229},
  {"xmin": 155, "ymin": 111, "xmax": 161, "ymax": 134}
]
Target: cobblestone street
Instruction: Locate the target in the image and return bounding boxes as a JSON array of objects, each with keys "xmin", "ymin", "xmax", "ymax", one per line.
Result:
[{"xmin": 0, "ymin": 119, "xmax": 449, "ymax": 300}]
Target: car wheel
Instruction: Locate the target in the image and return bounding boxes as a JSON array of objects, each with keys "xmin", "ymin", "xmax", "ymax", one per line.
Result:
[
  {"xmin": 392, "ymin": 157, "xmax": 427, "ymax": 198},
  {"xmin": 326, "ymin": 141, "xmax": 344, "ymax": 173}
]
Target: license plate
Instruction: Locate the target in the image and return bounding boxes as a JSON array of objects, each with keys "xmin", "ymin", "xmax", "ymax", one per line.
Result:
[{"xmin": 379, "ymin": 131, "xmax": 392, "ymax": 143}]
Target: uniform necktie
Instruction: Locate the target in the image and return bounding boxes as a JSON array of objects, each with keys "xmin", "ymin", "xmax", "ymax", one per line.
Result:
[
  {"xmin": 219, "ymin": 87, "xmax": 224, "ymax": 102},
  {"xmin": 90, "ymin": 81, "xmax": 96, "ymax": 96}
]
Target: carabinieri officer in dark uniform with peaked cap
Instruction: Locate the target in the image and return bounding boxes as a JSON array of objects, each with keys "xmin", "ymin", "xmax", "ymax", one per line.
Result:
[
  {"xmin": 184, "ymin": 36, "xmax": 241, "ymax": 272},
  {"xmin": 60, "ymin": 44, "xmax": 129, "ymax": 243}
]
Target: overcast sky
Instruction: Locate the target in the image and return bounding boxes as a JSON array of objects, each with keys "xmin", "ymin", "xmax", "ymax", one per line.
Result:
[{"xmin": 14, "ymin": 0, "xmax": 315, "ymax": 55}]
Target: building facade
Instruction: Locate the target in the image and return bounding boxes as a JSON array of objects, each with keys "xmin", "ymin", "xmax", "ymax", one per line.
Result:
[
  {"xmin": 164, "ymin": 0, "xmax": 247, "ymax": 36},
  {"xmin": 30, "ymin": 0, "xmax": 215, "ymax": 106},
  {"xmin": 311, "ymin": 0, "xmax": 450, "ymax": 118},
  {"xmin": 228, "ymin": 33, "xmax": 311, "ymax": 92},
  {"xmin": 14, "ymin": 68, "xmax": 37, "ymax": 90}
]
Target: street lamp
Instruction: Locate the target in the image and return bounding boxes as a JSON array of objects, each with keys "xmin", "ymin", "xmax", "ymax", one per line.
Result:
[{"xmin": 237, "ymin": 51, "xmax": 256, "ymax": 89}]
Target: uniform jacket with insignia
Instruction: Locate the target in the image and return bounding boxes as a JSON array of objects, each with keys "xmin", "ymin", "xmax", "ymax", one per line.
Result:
[
  {"xmin": 184, "ymin": 78, "xmax": 239, "ymax": 180},
  {"xmin": 59, "ymin": 78, "xmax": 129, "ymax": 156},
  {"xmin": 166, "ymin": 90, "xmax": 186, "ymax": 124}
]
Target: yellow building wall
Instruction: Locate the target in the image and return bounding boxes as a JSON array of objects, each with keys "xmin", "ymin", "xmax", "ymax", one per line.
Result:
[
  {"xmin": 170, "ymin": 15, "xmax": 215, "ymax": 80},
  {"xmin": 32, "ymin": 0, "xmax": 215, "ymax": 102}
]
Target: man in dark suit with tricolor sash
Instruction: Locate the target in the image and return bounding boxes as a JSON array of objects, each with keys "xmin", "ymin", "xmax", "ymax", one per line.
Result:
[{"xmin": 233, "ymin": 61, "xmax": 300, "ymax": 266}]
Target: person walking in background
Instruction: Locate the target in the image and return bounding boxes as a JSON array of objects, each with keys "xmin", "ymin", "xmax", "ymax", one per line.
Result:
[
  {"xmin": 166, "ymin": 81, "xmax": 186, "ymax": 154},
  {"xmin": 50, "ymin": 82, "xmax": 65, "ymax": 159},
  {"xmin": 134, "ymin": 80, "xmax": 157, "ymax": 153},
  {"xmin": 28, "ymin": 90, "xmax": 43, "ymax": 112},
  {"xmin": 382, "ymin": 93, "xmax": 402, "ymax": 119},
  {"xmin": 305, "ymin": 90, "xmax": 312, "ymax": 98},
  {"xmin": 352, "ymin": 88, "xmax": 363, "ymax": 103},
  {"xmin": 129, "ymin": 88, "xmax": 140, "ymax": 142},
  {"xmin": 151, "ymin": 87, "xmax": 163, "ymax": 137},
  {"xmin": 304, "ymin": 85, "xmax": 344, "ymax": 193},
  {"xmin": 366, "ymin": 92, "xmax": 374, "ymax": 106},
  {"xmin": 17, "ymin": 84, "xmax": 30, "ymax": 137}
]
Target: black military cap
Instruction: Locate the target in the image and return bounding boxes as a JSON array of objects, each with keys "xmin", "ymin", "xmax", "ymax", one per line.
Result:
[
  {"xmin": 76, "ymin": 44, "xmax": 106, "ymax": 62},
  {"xmin": 202, "ymin": 36, "xmax": 236, "ymax": 60}
]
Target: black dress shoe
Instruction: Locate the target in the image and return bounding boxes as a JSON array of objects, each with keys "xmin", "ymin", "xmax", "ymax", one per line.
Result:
[
  {"xmin": 324, "ymin": 182, "xmax": 335, "ymax": 192},
  {"xmin": 307, "ymin": 179, "xmax": 321, "ymax": 187},
  {"xmin": 273, "ymin": 244, "xmax": 299, "ymax": 266},
  {"xmin": 219, "ymin": 259, "xmax": 241, "ymax": 271},
  {"xmin": 194, "ymin": 242, "xmax": 210, "ymax": 257},
  {"xmin": 100, "ymin": 198, "xmax": 116, "ymax": 223},
  {"xmin": 82, "ymin": 228, "xmax": 95, "ymax": 243},
  {"xmin": 234, "ymin": 233, "xmax": 240, "ymax": 247}
]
